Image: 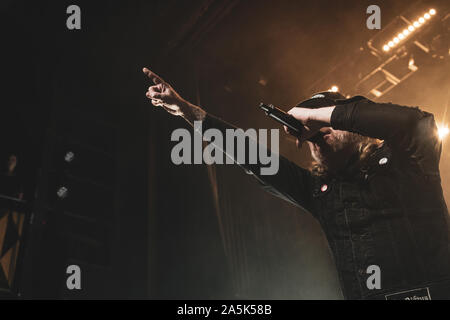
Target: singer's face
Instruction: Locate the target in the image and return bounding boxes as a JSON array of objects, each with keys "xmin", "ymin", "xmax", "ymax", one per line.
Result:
[{"xmin": 304, "ymin": 127, "xmax": 356, "ymax": 164}]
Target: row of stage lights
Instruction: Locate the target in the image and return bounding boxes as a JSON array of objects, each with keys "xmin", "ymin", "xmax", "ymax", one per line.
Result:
[
  {"xmin": 327, "ymin": 9, "xmax": 447, "ymax": 140},
  {"xmin": 382, "ymin": 8, "xmax": 436, "ymax": 52}
]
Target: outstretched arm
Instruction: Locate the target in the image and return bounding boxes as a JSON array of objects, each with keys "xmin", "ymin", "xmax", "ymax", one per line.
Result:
[{"xmin": 143, "ymin": 67, "xmax": 315, "ymax": 212}]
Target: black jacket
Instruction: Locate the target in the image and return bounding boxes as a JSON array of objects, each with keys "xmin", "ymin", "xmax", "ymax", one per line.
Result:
[{"xmin": 201, "ymin": 97, "xmax": 450, "ymax": 299}]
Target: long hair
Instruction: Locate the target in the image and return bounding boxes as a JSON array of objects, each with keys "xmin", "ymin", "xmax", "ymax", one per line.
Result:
[{"xmin": 310, "ymin": 133, "xmax": 383, "ymax": 176}]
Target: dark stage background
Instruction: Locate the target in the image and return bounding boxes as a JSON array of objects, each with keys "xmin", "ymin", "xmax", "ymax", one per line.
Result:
[{"xmin": 1, "ymin": 0, "xmax": 449, "ymax": 299}]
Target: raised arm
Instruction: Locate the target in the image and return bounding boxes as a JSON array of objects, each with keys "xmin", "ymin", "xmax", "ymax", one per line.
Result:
[
  {"xmin": 143, "ymin": 67, "xmax": 315, "ymax": 212},
  {"xmin": 287, "ymin": 97, "xmax": 442, "ymax": 174},
  {"xmin": 332, "ymin": 98, "xmax": 442, "ymax": 174},
  {"xmin": 329, "ymin": 99, "xmax": 436, "ymax": 147}
]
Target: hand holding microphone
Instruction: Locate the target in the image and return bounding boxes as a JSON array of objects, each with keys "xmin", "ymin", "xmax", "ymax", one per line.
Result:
[{"xmin": 259, "ymin": 103, "xmax": 326, "ymax": 146}]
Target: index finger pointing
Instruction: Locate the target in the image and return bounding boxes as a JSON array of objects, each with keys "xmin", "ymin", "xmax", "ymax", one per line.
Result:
[{"xmin": 142, "ymin": 67, "xmax": 165, "ymax": 85}]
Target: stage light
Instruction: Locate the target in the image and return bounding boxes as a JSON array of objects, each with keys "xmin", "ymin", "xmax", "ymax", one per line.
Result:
[
  {"xmin": 65, "ymin": 151, "xmax": 75, "ymax": 163},
  {"xmin": 438, "ymin": 125, "xmax": 449, "ymax": 140},
  {"xmin": 329, "ymin": 85, "xmax": 339, "ymax": 92},
  {"xmin": 57, "ymin": 186, "xmax": 69, "ymax": 199},
  {"xmin": 407, "ymin": 57, "xmax": 418, "ymax": 71},
  {"xmin": 381, "ymin": 9, "xmax": 436, "ymax": 53}
]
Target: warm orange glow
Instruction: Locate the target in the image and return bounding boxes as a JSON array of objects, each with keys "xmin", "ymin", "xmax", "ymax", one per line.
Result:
[
  {"xmin": 438, "ymin": 125, "xmax": 449, "ymax": 140},
  {"xmin": 329, "ymin": 85, "xmax": 339, "ymax": 93},
  {"xmin": 380, "ymin": 9, "xmax": 437, "ymax": 54}
]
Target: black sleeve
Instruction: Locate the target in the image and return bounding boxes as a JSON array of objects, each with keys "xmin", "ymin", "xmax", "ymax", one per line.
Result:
[
  {"xmin": 201, "ymin": 113, "xmax": 315, "ymax": 213},
  {"xmin": 330, "ymin": 98, "xmax": 441, "ymax": 174}
]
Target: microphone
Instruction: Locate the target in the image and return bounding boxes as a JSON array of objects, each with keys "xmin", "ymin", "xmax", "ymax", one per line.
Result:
[
  {"xmin": 259, "ymin": 103, "xmax": 304, "ymax": 134},
  {"xmin": 259, "ymin": 103, "xmax": 324, "ymax": 143}
]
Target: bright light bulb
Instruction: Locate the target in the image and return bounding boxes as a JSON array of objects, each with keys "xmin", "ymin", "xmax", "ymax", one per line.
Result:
[
  {"xmin": 388, "ymin": 41, "xmax": 395, "ymax": 47},
  {"xmin": 419, "ymin": 17, "xmax": 425, "ymax": 23},
  {"xmin": 413, "ymin": 21, "xmax": 420, "ymax": 27},
  {"xmin": 408, "ymin": 25, "xmax": 415, "ymax": 32},
  {"xmin": 398, "ymin": 33, "xmax": 405, "ymax": 40},
  {"xmin": 429, "ymin": 9, "xmax": 436, "ymax": 15},
  {"xmin": 329, "ymin": 85, "xmax": 339, "ymax": 92},
  {"xmin": 438, "ymin": 125, "xmax": 449, "ymax": 140},
  {"xmin": 383, "ymin": 45, "xmax": 390, "ymax": 51},
  {"xmin": 393, "ymin": 37, "xmax": 399, "ymax": 43},
  {"xmin": 424, "ymin": 13, "xmax": 431, "ymax": 19},
  {"xmin": 403, "ymin": 29, "xmax": 409, "ymax": 36}
]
